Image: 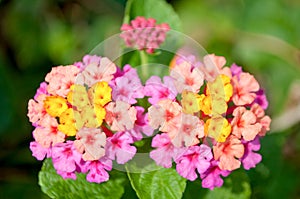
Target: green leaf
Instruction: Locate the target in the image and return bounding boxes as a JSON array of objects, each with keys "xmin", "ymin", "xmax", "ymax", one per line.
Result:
[
  {"xmin": 39, "ymin": 159, "xmax": 126, "ymax": 199},
  {"xmin": 126, "ymin": 163, "xmax": 186, "ymax": 199},
  {"xmin": 183, "ymin": 169, "xmax": 251, "ymax": 199},
  {"xmin": 125, "ymin": 0, "xmax": 182, "ymax": 31}
]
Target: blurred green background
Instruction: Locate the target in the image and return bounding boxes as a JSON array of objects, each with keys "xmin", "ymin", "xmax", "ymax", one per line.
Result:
[{"xmin": 0, "ymin": 0, "xmax": 300, "ymax": 198}]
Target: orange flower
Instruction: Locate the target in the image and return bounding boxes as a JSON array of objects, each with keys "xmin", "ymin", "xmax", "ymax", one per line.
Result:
[{"xmin": 213, "ymin": 135, "xmax": 244, "ymax": 171}]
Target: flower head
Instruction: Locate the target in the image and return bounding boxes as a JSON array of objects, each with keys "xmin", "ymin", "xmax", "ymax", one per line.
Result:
[{"xmin": 120, "ymin": 16, "xmax": 170, "ymax": 54}]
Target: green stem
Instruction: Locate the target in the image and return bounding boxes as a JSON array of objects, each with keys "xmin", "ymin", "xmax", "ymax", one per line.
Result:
[
  {"xmin": 123, "ymin": 0, "xmax": 133, "ymax": 24},
  {"xmin": 140, "ymin": 50, "xmax": 148, "ymax": 81}
]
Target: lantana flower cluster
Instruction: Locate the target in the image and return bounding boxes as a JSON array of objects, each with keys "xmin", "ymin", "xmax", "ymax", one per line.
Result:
[
  {"xmin": 147, "ymin": 54, "xmax": 271, "ymax": 189},
  {"xmin": 28, "ymin": 55, "xmax": 154, "ymax": 183},
  {"xmin": 28, "ymin": 16, "xmax": 271, "ymax": 190}
]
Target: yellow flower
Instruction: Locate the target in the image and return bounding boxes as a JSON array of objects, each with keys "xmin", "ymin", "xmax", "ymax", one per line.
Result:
[
  {"xmin": 204, "ymin": 115, "xmax": 231, "ymax": 142},
  {"xmin": 94, "ymin": 104, "xmax": 106, "ymax": 126},
  {"xmin": 181, "ymin": 90, "xmax": 200, "ymax": 114},
  {"xmin": 67, "ymin": 84, "xmax": 90, "ymax": 110},
  {"xmin": 80, "ymin": 105, "xmax": 101, "ymax": 128},
  {"xmin": 197, "ymin": 94, "xmax": 211, "ymax": 115},
  {"xmin": 206, "ymin": 74, "xmax": 233, "ymax": 102},
  {"xmin": 88, "ymin": 82, "xmax": 112, "ymax": 106},
  {"xmin": 44, "ymin": 96, "xmax": 68, "ymax": 117},
  {"xmin": 58, "ymin": 108, "xmax": 82, "ymax": 136}
]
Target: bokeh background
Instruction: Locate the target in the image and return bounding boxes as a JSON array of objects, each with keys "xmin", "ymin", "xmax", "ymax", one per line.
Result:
[{"xmin": 0, "ymin": 0, "xmax": 300, "ymax": 198}]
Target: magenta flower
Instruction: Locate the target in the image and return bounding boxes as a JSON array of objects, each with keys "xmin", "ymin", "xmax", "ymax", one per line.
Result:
[
  {"xmin": 85, "ymin": 157, "xmax": 112, "ymax": 183},
  {"xmin": 120, "ymin": 16, "xmax": 170, "ymax": 54},
  {"xmin": 105, "ymin": 101, "xmax": 137, "ymax": 131},
  {"xmin": 111, "ymin": 65, "xmax": 144, "ymax": 104},
  {"xmin": 150, "ymin": 133, "xmax": 185, "ymax": 168},
  {"xmin": 144, "ymin": 76, "xmax": 177, "ymax": 105},
  {"xmin": 200, "ymin": 160, "xmax": 230, "ymax": 190},
  {"xmin": 30, "ymin": 141, "xmax": 51, "ymax": 161},
  {"xmin": 34, "ymin": 82, "xmax": 48, "ymax": 100},
  {"xmin": 51, "ymin": 141, "xmax": 83, "ymax": 179},
  {"xmin": 230, "ymin": 63, "xmax": 242, "ymax": 77},
  {"xmin": 105, "ymin": 132, "xmax": 137, "ymax": 164},
  {"xmin": 253, "ymin": 89, "xmax": 269, "ymax": 110},
  {"xmin": 175, "ymin": 144, "xmax": 213, "ymax": 181},
  {"xmin": 127, "ymin": 106, "xmax": 154, "ymax": 141},
  {"xmin": 241, "ymin": 137, "xmax": 262, "ymax": 170},
  {"xmin": 74, "ymin": 55, "xmax": 102, "ymax": 71}
]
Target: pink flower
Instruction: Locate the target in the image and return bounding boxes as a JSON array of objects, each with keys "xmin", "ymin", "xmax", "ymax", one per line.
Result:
[
  {"xmin": 74, "ymin": 55, "xmax": 102, "ymax": 71},
  {"xmin": 74, "ymin": 128, "xmax": 106, "ymax": 161},
  {"xmin": 105, "ymin": 132, "xmax": 137, "ymax": 164},
  {"xmin": 231, "ymin": 107, "xmax": 262, "ymax": 141},
  {"xmin": 27, "ymin": 94, "xmax": 47, "ymax": 125},
  {"xmin": 120, "ymin": 16, "xmax": 170, "ymax": 54},
  {"xmin": 85, "ymin": 157, "xmax": 112, "ymax": 183},
  {"xmin": 171, "ymin": 113, "xmax": 204, "ymax": 147},
  {"xmin": 213, "ymin": 135, "xmax": 244, "ymax": 171},
  {"xmin": 175, "ymin": 144, "xmax": 213, "ymax": 181},
  {"xmin": 202, "ymin": 54, "xmax": 232, "ymax": 81},
  {"xmin": 34, "ymin": 82, "xmax": 48, "ymax": 100},
  {"xmin": 150, "ymin": 133, "xmax": 185, "ymax": 168},
  {"xmin": 111, "ymin": 65, "xmax": 144, "ymax": 104},
  {"xmin": 170, "ymin": 59, "xmax": 204, "ymax": 93},
  {"xmin": 45, "ymin": 65, "xmax": 80, "ymax": 97},
  {"xmin": 200, "ymin": 160, "xmax": 231, "ymax": 190},
  {"xmin": 232, "ymin": 72, "xmax": 260, "ymax": 106},
  {"xmin": 127, "ymin": 106, "xmax": 154, "ymax": 141},
  {"xmin": 144, "ymin": 76, "xmax": 177, "ymax": 105},
  {"xmin": 230, "ymin": 63, "xmax": 242, "ymax": 77},
  {"xmin": 148, "ymin": 99, "xmax": 182, "ymax": 137},
  {"xmin": 29, "ymin": 141, "xmax": 51, "ymax": 161},
  {"xmin": 241, "ymin": 137, "xmax": 262, "ymax": 170},
  {"xmin": 105, "ymin": 101, "xmax": 137, "ymax": 131},
  {"xmin": 250, "ymin": 103, "xmax": 271, "ymax": 136},
  {"xmin": 76, "ymin": 57, "xmax": 117, "ymax": 87},
  {"xmin": 32, "ymin": 115, "xmax": 65, "ymax": 148},
  {"xmin": 51, "ymin": 141, "xmax": 83, "ymax": 179}
]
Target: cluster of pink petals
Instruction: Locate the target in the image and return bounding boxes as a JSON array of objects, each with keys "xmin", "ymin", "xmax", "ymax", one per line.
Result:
[{"xmin": 120, "ymin": 16, "xmax": 170, "ymax": 53}]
